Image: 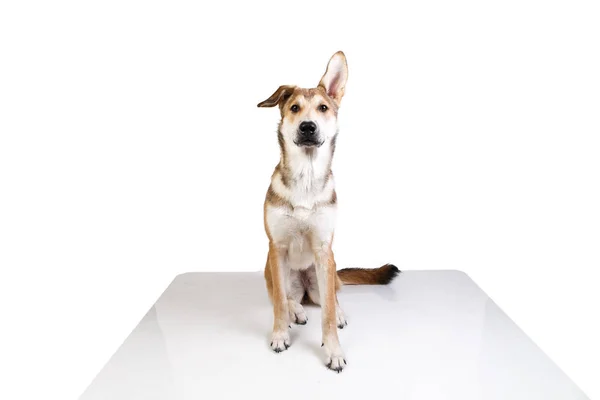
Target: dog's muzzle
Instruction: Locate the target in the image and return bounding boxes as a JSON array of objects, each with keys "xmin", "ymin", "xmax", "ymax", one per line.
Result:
[{"xmin": 295, "ymin": 121, "xmax": 322, "ymax": 147}]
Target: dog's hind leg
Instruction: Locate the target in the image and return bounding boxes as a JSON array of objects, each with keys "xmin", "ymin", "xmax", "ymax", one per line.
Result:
[{"xmin": 288, "ymin": 269, "xmax": 308, "ymax": 325}]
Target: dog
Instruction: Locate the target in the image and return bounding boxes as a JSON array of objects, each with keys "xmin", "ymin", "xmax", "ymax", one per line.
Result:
[{"xmin": 257, "ymin": 51, "xmax": 399, "ymax": 372}]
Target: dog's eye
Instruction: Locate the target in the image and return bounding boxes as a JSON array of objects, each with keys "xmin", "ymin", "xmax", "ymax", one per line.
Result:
[
  {"xmin": 290, "ymin": 105, "xmax": 299, "ymax": 113},
  {"xmin": 319, "ymin": 104, "xmax": 328, "ymax": 112}
]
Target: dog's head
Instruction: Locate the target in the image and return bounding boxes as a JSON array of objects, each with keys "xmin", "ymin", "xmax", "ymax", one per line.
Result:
[{"xmin": 257, "ymin": 51, "xmax": 348, "ymax": 149}]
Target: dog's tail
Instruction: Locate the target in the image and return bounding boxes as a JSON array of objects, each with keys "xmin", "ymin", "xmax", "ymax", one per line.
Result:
[{"xmin": 337, "ymin": 263, "xmax": 400, "ymax": 285}]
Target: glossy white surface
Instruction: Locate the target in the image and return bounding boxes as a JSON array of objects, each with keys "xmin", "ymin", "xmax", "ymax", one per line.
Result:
[{"xmin": 80, "ymin": 271, "xmax": 588, "ymax": 400}]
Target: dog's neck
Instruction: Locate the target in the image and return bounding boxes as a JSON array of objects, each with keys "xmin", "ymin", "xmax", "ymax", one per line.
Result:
[{"xmin": 269, "ymin": 131, "xmax": 337, "ymax": 210}]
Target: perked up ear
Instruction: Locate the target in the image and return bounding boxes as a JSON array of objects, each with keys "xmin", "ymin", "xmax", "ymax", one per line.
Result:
[
  {"xmin": 318, "ymin": 51, "xmax": 348, "ymax": 105},
  {"xmin": 257, "ymin": 85, "xmax": 296, "ymax": 108}
]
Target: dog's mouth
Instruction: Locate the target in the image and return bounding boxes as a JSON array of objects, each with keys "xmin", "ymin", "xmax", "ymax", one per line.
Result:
[{"xmin": 294, "ymin": 139, "xmax": 324, "ymax": 148}]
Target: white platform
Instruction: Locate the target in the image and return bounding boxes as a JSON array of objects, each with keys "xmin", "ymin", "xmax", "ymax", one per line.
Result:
[{"xmin": 80, "ymin": 271, "xmax": 588, "ymax": 399}]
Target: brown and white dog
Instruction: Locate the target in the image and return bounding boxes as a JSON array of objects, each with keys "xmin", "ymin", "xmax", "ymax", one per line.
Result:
[{"xmin": 257, "ymin": 51, "xmax": 399, "ymax": 372}]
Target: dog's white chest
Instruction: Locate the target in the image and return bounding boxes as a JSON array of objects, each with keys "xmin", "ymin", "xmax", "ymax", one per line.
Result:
[
  {"xmin": 267, "ymin": 205, "xmax": 319, "ymax": 241},
  {"xmin": 266, "ymin": 202, "xmax": 336, "ymax": 269},
  {"xmin": 291, "ymin": 206, "xmax": 313, "ymax": 221}
]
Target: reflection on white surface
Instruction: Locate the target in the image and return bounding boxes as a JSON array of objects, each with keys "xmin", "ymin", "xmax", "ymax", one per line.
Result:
[{"xmin": 80, "ymin": 271, "xmax": 588, "ymax": 399}]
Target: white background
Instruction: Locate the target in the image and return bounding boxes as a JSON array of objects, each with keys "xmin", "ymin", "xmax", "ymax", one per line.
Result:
[{"xmin": 1, "ymin": 1, "xmax": 598, "ymax": 399}]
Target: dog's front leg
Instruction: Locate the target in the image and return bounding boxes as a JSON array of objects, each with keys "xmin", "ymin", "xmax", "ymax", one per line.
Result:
[
  {"xmin": 314, "ymin": 245, "xmax": 346, "ymax": 372},
  {"xmin": 268, "ymin": 244, "xmax": 291, "ymax": 352}
]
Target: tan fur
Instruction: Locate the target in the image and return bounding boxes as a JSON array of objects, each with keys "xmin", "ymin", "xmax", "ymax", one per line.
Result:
[
  {"xmin": 259, "ymin": 87, "xmax": 339, "ymax": 121},
  {"xmin": 257, "ymin": 85, "xmax": 296, "ymax": 109}
]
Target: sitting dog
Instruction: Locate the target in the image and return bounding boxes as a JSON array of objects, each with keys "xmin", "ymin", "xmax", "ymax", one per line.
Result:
[{"xmin": 258, "ymin": 51, "xmax": 399, "ymax": 372}]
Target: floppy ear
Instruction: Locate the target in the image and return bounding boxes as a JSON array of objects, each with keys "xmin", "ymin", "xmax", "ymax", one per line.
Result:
[
  {"xmin": 257, "ymin": 85, "xmax": 296, "ymax": 108},
  {"xmin": 318, "ymin": 51, "xmax": 348, "ymax": 105}
]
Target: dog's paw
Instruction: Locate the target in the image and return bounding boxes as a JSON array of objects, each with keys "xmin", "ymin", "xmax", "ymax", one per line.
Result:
[
  {"xmin": 326, "ymin": 353, "xmax": 347, "ymax": 373},
  {"xmin": 323, "ymin": 342, "xmax": 346, "ymax": 373},
  {"xmin": 336, "ymin": 308, "xmax": 348, "ymax": 329},
  {"xmin": 292, "ymin": 309, "xmax": 308, "ymax": 325},
  {"xmin": 289, "ymin": 301, "xmax": 308, "ymax": 325},
  {"xmin": 270, "ymin": 330, "xmax": 290, "ymax": 353}
]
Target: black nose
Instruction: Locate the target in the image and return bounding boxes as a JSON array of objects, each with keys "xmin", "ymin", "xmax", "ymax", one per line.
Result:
[{"xmin": 299, "ymin": 121, "xmax": 317, "ymax": 136}]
